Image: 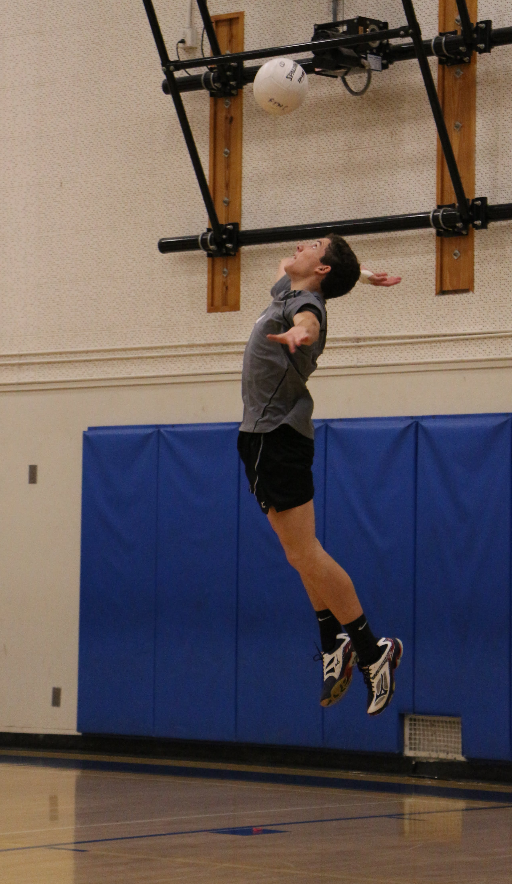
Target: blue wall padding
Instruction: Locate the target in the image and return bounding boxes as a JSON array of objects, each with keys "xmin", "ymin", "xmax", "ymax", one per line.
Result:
[
  {"xmin": 415, "ymin": 415, "xmax": 512, "ymax": 760},
  {"xmin": 79, "ymin": 416, "xmax": 512, "ymax": 761},
  {"xmin": 323, "ymin": 419, "xmax": 416, "ymax": 753},
  {"xmin": 78, "ymin": 428, "xmax": 159, "ymax": 735},
  {"xmin": 236, "ymin": 423, "xmax": 326, "ymax": 746},
  {"xmin": 154, "ymin": 425, "xmax": 239, "ymax": 741}
]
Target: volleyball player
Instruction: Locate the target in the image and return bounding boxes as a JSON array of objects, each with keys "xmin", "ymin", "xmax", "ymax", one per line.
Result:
[{"xmin": 237, "ymin": 236, "xmax": 403, "ymax": 714}]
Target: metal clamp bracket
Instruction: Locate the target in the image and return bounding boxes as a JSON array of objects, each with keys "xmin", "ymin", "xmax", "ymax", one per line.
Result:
[
  {"xmin": 430, "ymin": 204, "xmax": 467, "ymax": 236},
  {"xmin": 431, "ymin": 20, "xmax": 492, "ymax": 66},
  {"xmin": 474, "ymin": 20, "xmax": 492, "ymax": 55},
  {"xmin": 163, "ymin": 62, "xmax": 242, "ymax": 98},
  {"xmin": 201, "ymin": 60, "xmax": 243, "ymax": 97},
  {"xmin": 432, "ymin": 31, "xmax": 457, "ymax": 62},
  {"xmin": 312, "ymin": 17, "xmax": 393, "ymax": 74},
  {"xmin": 430, "ymin": 198, "xmax": 489, "ymax": 236},
  {"xmin": 470, "ymin": 197, "xmax": 488, "ymax": 229},
  {"xmin": 432, "ymin": 30, "xmax": 472, "ymax": 65},
  {"xmin": 198, "ymin": 222, "xmax": 239, "ymax": 256}
]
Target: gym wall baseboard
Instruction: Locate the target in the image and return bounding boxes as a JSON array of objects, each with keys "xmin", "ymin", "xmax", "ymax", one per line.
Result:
[{"xmin": 1, "ymin": 731, "xmax": 512, "ymax": 787}]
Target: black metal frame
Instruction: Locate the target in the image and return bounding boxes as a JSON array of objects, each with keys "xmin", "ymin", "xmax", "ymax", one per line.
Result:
[
  {"xmin": 167, "ymin": 25, "xmax": 510, "ymax": 93},
  {"xmin": 402, "ymin": 0, "xmax": 470, "ymax": 224},
  {"xmin": 142, "ymin": 0, "xmax": 223, "ymax": 244},
  {"xmin": 158, "ymin": 200, "xmax": 512, "ymax": 253},
  {"xmin": 166, "ymin": 25, "xmax": 412, "ymax": 71},
  {"xmin": 142, "ymin": 0, "xmax": 512, "ymax": 255},
  {"xmin": 455, "ymin": 0, "xmax": 474, "ymax": 48}
]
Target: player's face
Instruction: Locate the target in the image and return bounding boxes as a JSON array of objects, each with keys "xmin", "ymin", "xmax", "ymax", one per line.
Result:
[{"xmin": 284, "ymin": 238, "xmax": 330, "ymax": 278}]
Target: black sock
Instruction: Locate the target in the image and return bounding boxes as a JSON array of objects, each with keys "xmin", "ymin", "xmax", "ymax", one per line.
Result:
[
  {"xmin": 316, "ymin": 609, "xmax": 342, "ymax": 653},
  {"xmin": 344, "ymin": 614, "xmax": 381, "ymax": 667}
]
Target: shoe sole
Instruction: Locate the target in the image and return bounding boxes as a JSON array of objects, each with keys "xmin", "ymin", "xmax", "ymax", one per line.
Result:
[
  {"xmin": 320, "ymin": 652, "xmax": 357, "ymax": 708},
  {"xmin": 367, "ymin": 639, "xmax": 403, "ymax": 717}
]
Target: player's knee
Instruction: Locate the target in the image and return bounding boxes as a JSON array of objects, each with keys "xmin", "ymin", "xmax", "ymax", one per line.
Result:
[
  {"xmin": 282, "ymin": 544, "xmax": 303, "ymax": 571},
  {"xmin": 281, "ymin": 538, "xmax": 316, "ymax": 574}
]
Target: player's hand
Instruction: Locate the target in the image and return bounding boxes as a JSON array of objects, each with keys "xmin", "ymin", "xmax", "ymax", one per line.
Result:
[
  {"xmin": 367, "ymin": 271, "xmax": 402, "ymax": 287},
  {"xmin": 267, "ymin": 326, "xmax": 312, "ymax": 354}
]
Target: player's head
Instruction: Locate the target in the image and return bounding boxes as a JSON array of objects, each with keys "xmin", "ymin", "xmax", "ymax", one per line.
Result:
[{"xmin": 319, "ymin": 234, "xmax": 360, "ymax": 300}]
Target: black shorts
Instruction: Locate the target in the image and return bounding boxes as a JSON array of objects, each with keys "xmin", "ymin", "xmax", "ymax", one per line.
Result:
[{"xmin": 237, "ymin": 423, "xmax": 314, "ymax": 514}]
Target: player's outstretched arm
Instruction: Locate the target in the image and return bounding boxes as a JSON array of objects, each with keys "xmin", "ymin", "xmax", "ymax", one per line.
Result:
[
  {"xmin": 360, "ymin": 265, "xmax": 402, "ymax": 287},
  {"xmin": 267, "ymin": 311, "xmax": 320, "ymax": 354}
]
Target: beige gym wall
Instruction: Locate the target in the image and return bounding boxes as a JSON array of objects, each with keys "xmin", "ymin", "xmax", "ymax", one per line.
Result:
[{"xmin": 0, "ymin": 0, "xmax": 510, "ymax": 733}]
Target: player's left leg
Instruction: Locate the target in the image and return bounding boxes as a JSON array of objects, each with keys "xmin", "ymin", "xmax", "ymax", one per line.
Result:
[{"xmin": 267, "ymin": 500, "xmax": 402, "ymax": 715}]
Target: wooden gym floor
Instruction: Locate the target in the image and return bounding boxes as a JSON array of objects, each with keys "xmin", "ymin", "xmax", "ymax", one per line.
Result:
[{"xmin": 1, "ymin": 749, "xmax": 512, "ymax": 884}]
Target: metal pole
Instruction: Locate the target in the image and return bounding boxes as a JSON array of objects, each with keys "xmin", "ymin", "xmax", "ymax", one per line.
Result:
[
  {"xmin": 239, "ymin": 212, "xmax": 437, "ymax": 244},
  {"xmin": 158, "ymin": 210, "xmax": 447, "ymax": 253},
  {"xmin": 157, "ymin": 201, "xmax": 512, "ymax": 253},
  {"xmin": 195, "ymin": 0, "xmax": 222, "ymax": 57},
  {"xmin": 141, "ymin": 0, "xmax": 169, "ymax": 61},
  {"xmin": 141, "ymin": 0, "xmax": 223, "ymax": 242},
  {"xmin": 167, "ymin": 25, "xmax": 512, "ymax": 83},
  {"xmin": 454, "ymin": 0, "xmax": 474, "ymax": 47},
  {"xmin": 168, "ymin": 55, "xmax": 367, "ymax": 94},
  {"xmin": 491, "ymin": 27, "xmax": 512, "ymax": 47},
  {"xmin": 168, "ymin": 24, "xmax": 512, "ymax": 93},
  {"xmin": 332, "ymin": 0, "xmax": 345, "ymax": 21},
  {"xmin": 167, "ymin": 26, "xmax": 411, "ymax": 71},
  {"xmin": 401, "ymin": 0, "xmax": 470, "ymax": 223},
  {"xmin": 487, "ymin": 203, "xmax": 512, "ymax": 223},
  {"xmin": 384, "ymin": 25, "xmax": 512, "ymax": 62}
]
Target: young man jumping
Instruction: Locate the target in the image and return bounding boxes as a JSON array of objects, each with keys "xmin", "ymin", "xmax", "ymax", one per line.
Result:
[{"xmin": 237, "ymin": 236, "xmax": 403, "ymax": 716}]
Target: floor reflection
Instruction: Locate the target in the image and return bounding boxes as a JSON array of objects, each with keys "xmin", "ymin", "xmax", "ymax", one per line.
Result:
[{"xmin": 401, "ymin": 796, "xmax": 467, "ymax": 841}]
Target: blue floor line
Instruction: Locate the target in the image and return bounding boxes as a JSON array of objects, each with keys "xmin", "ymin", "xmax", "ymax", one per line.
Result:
[{"xmin": 1, "ymin": 801, "xmax": 511, "ymax": 856}]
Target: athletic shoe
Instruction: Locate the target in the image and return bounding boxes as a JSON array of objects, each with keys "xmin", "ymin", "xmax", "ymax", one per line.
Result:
[
  {"xmin": 358, "ymin": 637, "xmax": 403, "ymax": 716},
  {"xmin": 319, "ymin": 634, "xmax": 357, "ymax": 708}
]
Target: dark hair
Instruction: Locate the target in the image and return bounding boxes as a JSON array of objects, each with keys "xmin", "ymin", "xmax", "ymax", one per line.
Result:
[{"xmin": 319, "ymin": 234, "xmax": 360, "ymax": 300}]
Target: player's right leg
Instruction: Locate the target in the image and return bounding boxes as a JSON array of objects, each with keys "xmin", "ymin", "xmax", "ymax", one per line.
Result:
[
  {"xmin": 267, "ymin": 500, "xmax": 402, "ymax": 716},
  {"xmin": 358, "ymin": 637, "xmax": 403, "ymax": 716}
]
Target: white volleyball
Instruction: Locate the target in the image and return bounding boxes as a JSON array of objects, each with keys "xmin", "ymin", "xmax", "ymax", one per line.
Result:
[{"xmin": 253, "ymin": 57, "xmax": 308, "ymax": 116}]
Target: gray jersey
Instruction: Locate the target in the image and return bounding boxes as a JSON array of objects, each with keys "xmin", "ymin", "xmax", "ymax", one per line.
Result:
[{"xmin": 239, "ymin": 275, "xmax": 327, "ymax": 439}]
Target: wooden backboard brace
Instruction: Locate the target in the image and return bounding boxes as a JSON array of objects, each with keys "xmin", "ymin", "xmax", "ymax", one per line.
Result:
[
  {"xmin": 208, "ymin": 13, "xmax": 244, "ymax": 313},
  {"xmin": 436, "ymin": 0, "xmax": 477, "ymax": 295}
]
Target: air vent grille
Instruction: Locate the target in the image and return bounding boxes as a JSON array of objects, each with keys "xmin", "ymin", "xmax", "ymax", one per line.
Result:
[{"xmin": 404, "ymin": 714, "xmax": 464, "ymax": 761}]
